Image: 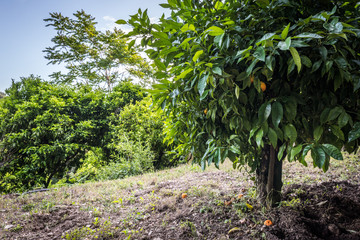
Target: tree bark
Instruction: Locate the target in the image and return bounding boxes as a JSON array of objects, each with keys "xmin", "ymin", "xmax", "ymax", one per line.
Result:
[{"xmin": 256, "ymin": 144, "xmax": 283, "ymax": 208}]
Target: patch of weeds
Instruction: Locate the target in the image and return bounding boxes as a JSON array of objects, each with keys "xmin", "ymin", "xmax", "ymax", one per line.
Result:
[
  {"xmin": 189, "ymin": 186, "xmax": 208, "ymax": 197},
  {"xmin": 62, "ymin": 218, "xmax": 116, "ymax": 240},
  {"xmin": 121, "ymin": 229, "xmax": 140, "ymax": 240},
  {"xmin": 8, "ymin": 224, "xmax": 23, "ymax": 232},
  {"xmin": 180, "ymin": 220, "xmax": 198, "ymax": 237},
  {"xmin": 280, "ymin": 198, "xmax": 301, "ymax": 208},
  {"xmin": 199, "ymin": 205, "xmax": 213, "ymax": 213},
  {"xmin": 92, "ymin": 207, "xmax": 101, "ymax": 217},
  {"xmin": 40, "ymin": 199, "xmax": 56, "ymax": 212},
  {"xmin": 190, "ymin": 164, "xmax": 201, "ymax": 172},
  {"xmin": 22, "ymin": 203, "xmax": 35, "ymax": 212}
]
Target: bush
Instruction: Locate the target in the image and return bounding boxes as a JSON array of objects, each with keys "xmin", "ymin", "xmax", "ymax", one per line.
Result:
[{"xmin": 107, "ymin": 97, "xmax": 179, "ymax": 169}]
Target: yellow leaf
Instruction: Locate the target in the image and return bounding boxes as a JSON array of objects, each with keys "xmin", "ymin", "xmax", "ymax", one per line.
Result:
[
  {"xmin": 246, "ymin": 203, "xmax": 253, "ymax": 210},
  {"xmin": 228, "ymin": 227, "xmax": 240, "ymax": 234}
]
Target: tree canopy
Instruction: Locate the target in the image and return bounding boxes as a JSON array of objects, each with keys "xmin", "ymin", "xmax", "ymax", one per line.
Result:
[
  {"xmin": 120, "ymin": 0, "xmax": 360, "ymax": 206},
  {"xmin": 44, "ymin": 10, "xmax": 153, "ymax": 91}
]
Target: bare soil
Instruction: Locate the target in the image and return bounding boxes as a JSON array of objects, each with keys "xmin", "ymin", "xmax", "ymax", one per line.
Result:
[{"xmin": 1, "ymin": 154, "xmax": 359, "ymax": 240}]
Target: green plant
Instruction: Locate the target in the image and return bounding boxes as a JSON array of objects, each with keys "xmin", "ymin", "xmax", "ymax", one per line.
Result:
[{"xmin": 180, "ymin": 220, "xmax": 198, "ymax": 237}]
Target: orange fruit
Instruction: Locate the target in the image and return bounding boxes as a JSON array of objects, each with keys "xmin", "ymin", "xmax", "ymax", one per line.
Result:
[
  {"xmin": 260, "ymin": 81, "xmax": 266, "ymax": 92},
  {"xmin": 181, "ymin": 193, "xmax": 187, "ymax": 199},
  {"xmin": 204, "ymin": 108, "xmax": 208, "ymax": 115},
  {"xmin": 238, "ymin": 194, "xmax": 244, "ymax": 199},
  {"xmin": 264, "ymin": 220, "xmax": 273, "ymax": 226},
  {"xmin": 250, "ymin": 75, "xmax": 254, "ymax": 83}
]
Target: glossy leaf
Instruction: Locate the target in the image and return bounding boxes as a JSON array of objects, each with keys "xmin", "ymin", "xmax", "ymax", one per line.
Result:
[
  {"xmin": 206, "ymin": 26, "xmax": 224, "ymax": 36},
  {"xmin": 322, "ymin": 144, "xmax": 343, "ymax": 160},
  {"xmin": 348, "ymin": 122, "xmax": 360, "ymax": 142},
  {"xmin": 271, "ymin": 102, "xmax": 283, "ymax": 128},
  {"xmin": 289, "ymin": 47, "xmax": 301, "ymax": 73},
  {"xmin": 284, "ymin": 124, "xmax": 297, "ymax": 143}
]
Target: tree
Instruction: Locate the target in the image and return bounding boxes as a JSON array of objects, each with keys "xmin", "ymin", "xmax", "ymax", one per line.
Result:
[
  {"xmin": 0, "ymin": 92, "xmax": 5, "ymax": 99},
  {"xmin": 120, "ymin": 0, "xmax": 360, "ymax": 207},
  {"xmin": 44, "ymin": 10, "xmax": 152, "ymax": 91},
  {"xmin": 0, "ymin": 77, "xmax": 147, "ymax": 193},
  {"xmin": 0, "ymin": 76, "xmax": 110, "ymax": 192}
]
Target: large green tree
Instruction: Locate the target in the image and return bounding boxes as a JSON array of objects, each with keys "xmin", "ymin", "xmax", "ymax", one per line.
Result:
[
  {"xmin": 0, "ymin": 77, "xmax": 145, "ymax": 193},
  {"xmin": 0, "ymin": 76, "xmax": 108, "ymax": 192},
  {"xmin": 44, "ymin": 10, "xmax": 153, "ymax": 91},
  {"xmin": 120, "ymin": 0, "xmax": 360, "ymax": 207}
]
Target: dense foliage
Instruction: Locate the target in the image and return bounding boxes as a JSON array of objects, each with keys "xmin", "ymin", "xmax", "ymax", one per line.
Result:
[
  {"xmin": 121, "ymin": 0, "xmax": 360, "ymax": 206},
  {"xmin": 0, "ymin": 76, "xmax": 174, "ymax": 193}
]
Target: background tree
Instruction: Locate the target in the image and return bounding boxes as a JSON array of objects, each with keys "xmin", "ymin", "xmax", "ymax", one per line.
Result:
[
  {"xmin": 120, "ymin": 0, "xmax": 360, "ymax": 207},
  {"xmin": 44, "ymin": 10, "xmax": 152, "ymax": 91},
  {"xmin": 0, "ymin": 92, "xmax": 5, "ymax": 99},
  {"xmin": 0, "ymin": 76, "xmax": 109, "ymax": 192}
]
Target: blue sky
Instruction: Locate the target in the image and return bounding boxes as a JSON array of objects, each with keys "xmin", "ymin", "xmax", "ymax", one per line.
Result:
[{"xmin": 0, "ymin": 0, "xmax": 170, "ymax": 93}]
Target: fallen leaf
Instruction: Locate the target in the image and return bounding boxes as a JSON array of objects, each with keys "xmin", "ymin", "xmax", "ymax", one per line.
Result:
[{"xmin": 228, "ymin": 227, "xmax": 241, "ymax": 234}]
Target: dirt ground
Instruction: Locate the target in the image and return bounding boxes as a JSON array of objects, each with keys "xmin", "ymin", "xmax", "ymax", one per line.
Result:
[{"xmin": 1, "ymin": 155, "xmax": 359, "ymax": 240}]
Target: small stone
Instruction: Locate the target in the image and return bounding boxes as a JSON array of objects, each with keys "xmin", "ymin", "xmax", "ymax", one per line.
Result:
[
  {"xmin": 86, "ymin": 225, "xmax": 91, "ymax": 228},
  {"xmin": 328, "ymin": 224, "xmax": 340, "ymax": 236},
  {"xmin": 4, "ymin": 225, "xmax": 15, "ymax": 230}
]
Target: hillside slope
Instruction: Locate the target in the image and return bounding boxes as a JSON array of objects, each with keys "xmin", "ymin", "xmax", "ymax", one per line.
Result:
[{"xmin": 1, "ymin": 154, "xmax": 360, "ymax": 240}]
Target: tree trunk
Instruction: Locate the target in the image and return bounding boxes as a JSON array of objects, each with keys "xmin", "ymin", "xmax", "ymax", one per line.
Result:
[{"xmin": 256, "ymin": 144, "xmax": 283, "ymax": 208}]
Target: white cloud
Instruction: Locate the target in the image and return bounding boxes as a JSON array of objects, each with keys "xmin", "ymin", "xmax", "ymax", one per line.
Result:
[
  {"xmin": 103, "ymin": 16, "xmax": 116, "ymax": 22},
  {"xmin": 101, "ymin": 15, "xmax": 132, "ymax": 33}
]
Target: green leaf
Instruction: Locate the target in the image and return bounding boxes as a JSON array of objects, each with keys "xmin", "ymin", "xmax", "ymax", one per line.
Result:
[
  {"xmin": 253, "ymin": 47, "xmax": 265, "ymax": 62},
  {"xmin": 301, "ymin": 144, "xmax": 312, "ymax": 165},
  {"xmin": 198, "ymin": 73, "xmax": 208, "ymax": 96},
  {"xmin": 337, "ymin": 112, "xmax": 350, "ymax": 128},
  {"xmin": 268, "ymin": 128, "xmax": 278, "ymax": 148},
  {"xmin": 265, "ymin": 55, "xmax": 274, "ymax": 71},
  {"xmin": 314, "ymin": 126, "xmax": 323, "ymax": 141},
  {"xmin": 206, "ymin": 26, "xmax": 225, "ymax": 36},
  {"xmin": 271, "ymin": 101, "xmax": 283, "ymax": 128},
  {"xmin": 348, "ymin": 122, "xmax": 360, "ymax": 142},
  {"xmin": 193, "ymin": 50, "xmax": 204, "ymax": 62},
  {"xmin": 278, "ymin": 37, "xmax": 291, "ymax": 50},
  {"xmin": 293, "ymin": 33, "xmax": 323, "ymax": 39},
  {"xmin": 289, "ymin": 47, "xmax": 301, "ymax": 73},
  {"xmin": 330, "ymin": 125, "xmax": 344, "ymax": 141},
  {"xmin": 212, "ymin": 67, "xmax": 222, "ymax": 75},
  {"xmin": 256, "ymin": 129, "xmax": 264, "ymax": 147},
  {"xmin": 256, "ymin": 33, "xmax": 276, "ymax": 45},
  {"xmin": 258, "ymin": 102, "xmax": 271, "ymax": 124},
  {"xmin": 327, "ymin": 107, "xmax": 342, "ymax": 122},
  {"xmin": 322, "ymin": 144, "xmax": 343, "ymax": 160},
  {"xmin": 290, "ymin": 144, "xmax": 303, "ymax": 161},
  {"xmin": 278, "ymin": 144, "xmax": 286, "ymax": 160},
  {"xmin": 312, "ymin": 146, "xmax": 326, "ymax": 168},
  {"xmin": 284, "ymin": 124, "xmax": 297, "ymax": 143},
  {"xmin": 115, "ymin": 19, "xmax": 127, "ymax": 25},
  {"xmin": 353, "ymin": 76, "xmax": 360, "ymax": 92},
  {"xmin": 176, "ymin": 68, "xmax": 193, "ymax": 80},
  {"xmin": 154, "ymin": 59, "xmax": 166, "ymax": 71},
  {"xmin": 319, "ymin": 46, "xmax": 328, "ymax": 61},
  {"xmin": 301, "ymin": 56, "xmax": 312, "ymax": 68},
  {"xmin": 235, "ymin": 85, "xmax": 240, "ymax": 99},
  {"xmin": 311, "ymin": 60, "xmax": 322, "ymax": 73},
  {"xmin": 320, "ymin": 108, "xmax": 330, "ymax": 124},
  {"xmin": 181, "ymin": 23, "xmax": 196, "ymax": 32},
  {"xmin": 281, "ymin": 23, "xmax": 290, "ymax": 39}
]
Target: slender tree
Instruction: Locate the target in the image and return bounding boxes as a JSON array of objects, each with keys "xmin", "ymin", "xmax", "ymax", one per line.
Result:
[{"xmin": 44, "ymin": 10, "xmax": 152, "ymax": 91}]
